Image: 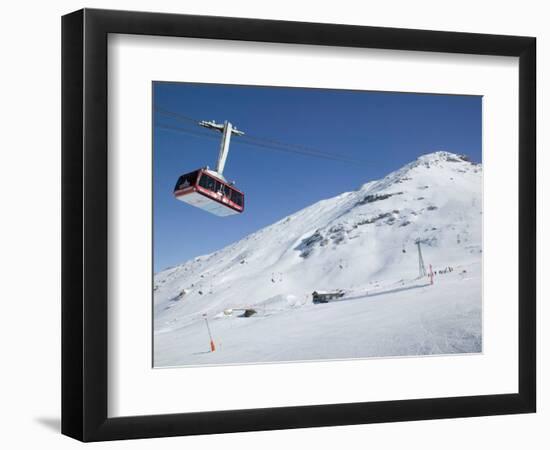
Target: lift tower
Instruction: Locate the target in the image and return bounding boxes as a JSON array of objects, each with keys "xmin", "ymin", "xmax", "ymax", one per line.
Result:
[{"xmin": 415, "ymin": 240, "xmax": 427, "ymax": 278}]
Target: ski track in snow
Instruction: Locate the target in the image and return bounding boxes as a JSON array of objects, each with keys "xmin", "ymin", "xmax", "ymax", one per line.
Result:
[{"xmin": 153, "ymin": 151, "xmax": 483, "ymax": 367}]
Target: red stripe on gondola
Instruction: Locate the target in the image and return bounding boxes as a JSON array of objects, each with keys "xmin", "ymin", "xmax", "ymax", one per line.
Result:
[
  {"xmin": 196, "ymin": 187, "xmax": 243, "ymax": 211},
  {"xmin": 175, "ymin": 186, "xmax": 243, "ymax": 212},
  {"xmin": 174, "ymin": 186, "xmax": 194, "ymax": 196}
]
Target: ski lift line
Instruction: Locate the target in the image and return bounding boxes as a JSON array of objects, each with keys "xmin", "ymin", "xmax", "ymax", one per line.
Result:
[
  {"xmin": 154, "ymin": 106, "xmax": 369, "ymax": 165},
  {"xmin": 237, "ymin": 134, "xmax": 367, "ymax": 164},
  {"xmin": 154, "ymin": 106, "xmax": 203, "ymax": 125},
  {"xmin": 235, "ymin": 137, "xmax": 365, "ymax": 164},
  {"xmin": 238, "ymin": 135, "xmax": 367, "ymax": 165},
  {"xmin": 155, "ymin": 123, "xmax": 221, "ymax": 141},
  {"xmin": 156, "ymin": 112, "xmax": 360, "ymax": 163},
  {"xmin": 315, "ymin": 241, "xmax": 481, "ymax": 256},
  {"xmin": 156, "ymin": 122, "xmax": 365, "ymax": 164}
]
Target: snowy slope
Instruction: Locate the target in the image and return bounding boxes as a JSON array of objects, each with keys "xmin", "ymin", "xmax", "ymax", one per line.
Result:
[{"xmin": 154, "ymin": 151, "xmax": 482, "ymax": 367}]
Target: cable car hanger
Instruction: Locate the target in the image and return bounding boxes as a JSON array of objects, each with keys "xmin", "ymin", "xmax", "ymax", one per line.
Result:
[{"xmin": 198, "ymin": 120, "xmax": 244, "ymax": 180}]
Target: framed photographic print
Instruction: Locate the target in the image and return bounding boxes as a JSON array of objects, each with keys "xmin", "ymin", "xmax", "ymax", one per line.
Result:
[{"xmin": 62, "ymin": 8, "xmax": 536, "ymax": 442}]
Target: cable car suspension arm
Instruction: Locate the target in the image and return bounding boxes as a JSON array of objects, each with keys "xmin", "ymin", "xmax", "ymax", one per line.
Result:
[{"xmin": 199, "ymin": 120, "xmax": 245, "ymax": 176}]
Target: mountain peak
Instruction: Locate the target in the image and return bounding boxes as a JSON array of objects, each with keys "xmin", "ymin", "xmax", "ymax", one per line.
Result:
[
  {"xmin": 358, "ymin": 151, "xmax": 478, "ymax": 196},
  {"xmin": 415, "ymin": 151, "xmax": 473, "ymax": 164}
]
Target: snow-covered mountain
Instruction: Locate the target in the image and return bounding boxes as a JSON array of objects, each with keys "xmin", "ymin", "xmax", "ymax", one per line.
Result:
[{"xmin": 154, "ymin": 151, "xmax": 483, "ymax": 367}]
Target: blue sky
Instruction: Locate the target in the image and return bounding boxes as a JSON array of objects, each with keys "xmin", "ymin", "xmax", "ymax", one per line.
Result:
[{"xmin": 153, "ymin": 82, "xmax": 481, "ymax": 272}]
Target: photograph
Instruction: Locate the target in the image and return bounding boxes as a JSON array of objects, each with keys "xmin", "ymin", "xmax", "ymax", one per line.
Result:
[{"xmin": 152, "ymin": 82, "xmax": 483, "ymax": 368}]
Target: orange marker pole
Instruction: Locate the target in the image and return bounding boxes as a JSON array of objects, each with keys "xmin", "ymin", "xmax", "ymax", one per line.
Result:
[{"xmin": 203, "ymin": 314, "xmax": 216, "ymax": 352}]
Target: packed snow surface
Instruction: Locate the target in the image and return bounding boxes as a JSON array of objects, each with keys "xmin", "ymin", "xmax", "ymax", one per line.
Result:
[{"xmin": 154, "ymin": 151, "xmax": 482, "ymax": 367}]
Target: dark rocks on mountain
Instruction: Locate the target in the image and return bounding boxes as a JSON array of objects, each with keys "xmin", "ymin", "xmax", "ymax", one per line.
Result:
[
  {"xmin": 395, "ymin": 177, "xmax": 412, "ymax": 184},
  {"xmin": 331, "ymin": 232, "xmax": 347, "ymax": 244},
  {"xmin": 445, "ymin": 155, "xmax": 462, "ymax": 162},
  {"xmin": 356, "ymin": 191, "xmax": 403, "ymax": 206},
  {"xmin": 356, "ymin": 212, "xmax": 392, "ymax": 226},
  {"xmin": 296, "ymin": 230, "xmax": 325, "ymax": 258}
]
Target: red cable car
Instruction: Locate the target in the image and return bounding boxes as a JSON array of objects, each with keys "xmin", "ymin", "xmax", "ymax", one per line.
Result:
[
  {"xmin": 173, "ymin": 119, "xmax": 245, "ymax": 217},
  {"xmin": 174, "ymin": 168, "xmax": 244, "ymax": 216}
]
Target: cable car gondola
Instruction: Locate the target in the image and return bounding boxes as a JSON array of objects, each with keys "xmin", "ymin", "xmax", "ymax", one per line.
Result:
[
  {"xmin": 173, "ymin": 120, "xmax": 245, "ymax": 217},
  {"xmin": 174, "ymin": 168, "xmax": 244, "ymax": 216}
]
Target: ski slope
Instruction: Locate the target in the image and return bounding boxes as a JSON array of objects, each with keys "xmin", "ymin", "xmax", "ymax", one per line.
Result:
[{"xmin": 154, "ymin": 151, "xmax": 482, "ymax": 367}]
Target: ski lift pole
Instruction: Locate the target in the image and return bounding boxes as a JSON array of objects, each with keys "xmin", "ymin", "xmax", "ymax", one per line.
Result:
[
  {"xmin": 416, "ymin": 240, "xmax": 427, "ymax": 278},
  {"xmin": 202, "ymin": 313, "xmax": 216, "ymax": 352}
]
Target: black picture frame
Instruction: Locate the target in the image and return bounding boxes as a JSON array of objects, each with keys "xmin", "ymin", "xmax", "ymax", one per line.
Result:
[{"xmin": 62, "ymin": 8, "xmax": 536, "ymax": 442}]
